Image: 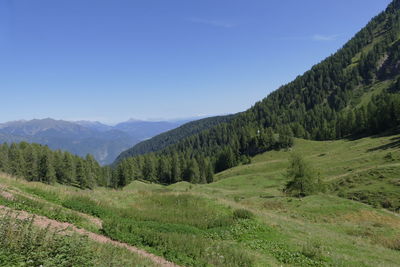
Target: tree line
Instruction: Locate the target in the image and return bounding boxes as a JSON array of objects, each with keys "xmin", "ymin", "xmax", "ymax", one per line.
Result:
[
  {"xmin": 0, "ymin": 126, "xmax": 294, "ymax": 189},
  {"xmin": 112, "ymin": 127, "xmax": 294, "ymax": 187},
  {"xmin": 0, "ymin": 142, "xmax": 106, "ymax": 189}
]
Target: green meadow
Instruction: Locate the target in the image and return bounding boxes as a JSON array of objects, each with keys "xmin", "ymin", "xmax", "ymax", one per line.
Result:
[{"xmin": 1, "ymin": 134, "xmax": 399, "ymax": 266}]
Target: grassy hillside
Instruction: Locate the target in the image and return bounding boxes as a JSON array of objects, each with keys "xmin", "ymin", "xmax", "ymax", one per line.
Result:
[
  {"xmin": 212, "ymin": 133, "xmax": 400, "ymax": 211},
  {"xmin": 1, "ymin": 134, "xmax": 399, "ymax": 266}
]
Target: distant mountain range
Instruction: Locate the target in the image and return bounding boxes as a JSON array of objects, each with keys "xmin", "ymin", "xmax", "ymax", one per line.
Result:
[{"xmin": 0, "ymin": 118, "xmax": 193, "ymax": 165}]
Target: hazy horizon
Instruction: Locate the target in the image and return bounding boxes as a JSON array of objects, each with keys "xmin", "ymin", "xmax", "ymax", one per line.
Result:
[{"xmin": 0, "ymin": 114, "xmax": 220, "ymax": 125}]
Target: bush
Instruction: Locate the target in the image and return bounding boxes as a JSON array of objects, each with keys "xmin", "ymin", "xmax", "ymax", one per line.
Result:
[
  {"xmin": 233, "ymin": 209, "xmax": 254, "ymax": 220},
  {"xmin": 301, "ymin": 241, "xmax": 323, "ymax": 259},
  {"xmin": 384, "ymin": 152, "xmax": 395, "ymax": 161}
]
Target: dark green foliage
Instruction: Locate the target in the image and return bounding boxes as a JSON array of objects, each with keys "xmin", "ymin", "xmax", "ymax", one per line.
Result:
[
  {"xmin": 112, "ymin": 126, "xmax": 293, "ymax": 186},
  {"xmin": 0, "ymin": 142, "xmax": 104, "ymax": 189},
  {"xmin": 284, "ymin": 154, "xmax": 322, "ymax": 197},
  {"xmin": 8, "ymin": 143, "xmax": 25, "ymax": 177},
  {"xmin": 183, "ymin": 158, "xmax": 200, "ymax": 183},
  {"xmin": 233, "ymin": 209, "xmax": 254, "ymax": 220},
  {"xmin": 23, "ymin": 144, "xmax": 39, "ymax": 181},
  {"xmin": 39, "ymin": 152, "xmax": 57, "ymax": 184},
  {"xmin": 215, "ymin": 147, "xmax": 237, "ymax": 173},
  {"xmin": 58, "ymin": 152, "xmax": 76, "ymax": 185},
  {"xmin": 116, "ymin": 115, "xmax": 234, "ymax": 160}
]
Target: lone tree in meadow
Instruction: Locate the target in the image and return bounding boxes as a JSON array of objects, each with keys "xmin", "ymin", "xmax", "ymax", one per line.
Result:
[{"xmin": 283, "ymin": 153, "xmax": 320, "ymax": 197}]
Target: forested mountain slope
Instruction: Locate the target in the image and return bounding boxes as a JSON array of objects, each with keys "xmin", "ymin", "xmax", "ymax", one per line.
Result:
[
  {"xmin": 115, "ymin": 115, "xmax": 234, "ymax": 162},
  {"xmin": 113, "ymin": 0, "xmax": 400, "ymax": 186}
]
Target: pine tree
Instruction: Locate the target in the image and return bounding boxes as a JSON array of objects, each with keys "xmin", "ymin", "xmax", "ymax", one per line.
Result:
[
  {"xmin": 283, "ymin": 154, "xmax": 321, "ymax": 197},
  {"xmin": 157, "ymin": 157, "xmax": 171, "ymax": 184},
  {"xmin": 53, "ymin": 150, "xmax": 64, "ymax": 183},
  {"xmin": 59, "ymin": 153, "xmax": 76, "ymax": 185},
  {"xmin": 0, "ymin": 144, "xmax": 10, "ymax": 173},
  {"xmin": 76, "ymin": 159, "xmax": 89, "ymax": 189},
  {"xmin": 184, "ymin": 158, "xmax": 200, "ymax": 183},
  {"xmin": 205, "ymin": 159, "xmax": 214, "ymax": 184},
  {"xmin": 8, "ymin": 143, "xmax": 25, "ymax": 177},
  {"xmin": 85, "ymin": 154, "xmax": 99, "ymax": 189},
  {"xmin": 171, "ymin": 153, "xmax": 181, "ymax": 183},
  {"xmin": 23, "ymin": 144, "xmax": 39, "ymax": 181},
  {"xmin": 215, "ymin": 147, "xmax": 236, "ymax": 173},
  {"xmin": 38, "ymin": 151, "xmax": 56, "ymax": 184},
  {"xmin": 142, "ymin": 155, "xmax": 156, "ymax": 182}
]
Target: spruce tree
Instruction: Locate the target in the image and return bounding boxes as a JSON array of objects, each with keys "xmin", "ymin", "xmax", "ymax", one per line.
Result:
[
  {"xmin": 38, "ymin": 151, "xmax": 56, "ymax": 184},
  {"xmin": 0, "ymin": 144, "xmax": 10, "ymax": 173},
  {"xmin": 171, "ymin": 153, "xmax": 181, "ymax": 183},
  {"xmin": 184, "ymin": 158, "xmax": 200, "ymax": 183},
  {"xmin": 76, "ymin": 159, "xmax": 89, "ymax": 189},
  {"xmin": 23, "ymin": 144, "xmax": 39, "ymax": 181},
  {"xmin": 283, "ymin": 154, "xmax": 320, "ymax": 197},
  {"xmin": 8, "ymin": 143, "xmax": 25, "ymax": 177},
  {"xmin": 143, "ymin": 155, "xmax": 156, "ymax": 182},
  {"xmin": 59, "ymin": 153, "xmax": 76, "ymax": 185}
]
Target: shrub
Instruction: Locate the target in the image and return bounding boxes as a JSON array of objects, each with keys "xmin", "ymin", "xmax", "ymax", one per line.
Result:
[
  {"xmin": 384, "ymin": 152, "xmax": 395, "ymax": 161},
  {"xmin": 233, "ymin": 209, "xmax": 254, "ymax": 220},
  {"xmin": 301, "ymin": 241, "xmax": 323, "ymax": 259}
]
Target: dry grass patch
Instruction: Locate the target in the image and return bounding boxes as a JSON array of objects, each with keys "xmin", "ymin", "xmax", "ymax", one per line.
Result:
[{"xmin": 339, "ymin": 210, "xmax": 400, "ymax": 228}]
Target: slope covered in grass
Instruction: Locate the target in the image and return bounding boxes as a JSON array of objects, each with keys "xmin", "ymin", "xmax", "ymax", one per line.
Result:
[
  {"xmin": 1, "ymin": 134, "xmax": 399, "ymax": 266},
  {"xmin": 211, "ymin": 133, "xmax": 400, "ymax": 211}
]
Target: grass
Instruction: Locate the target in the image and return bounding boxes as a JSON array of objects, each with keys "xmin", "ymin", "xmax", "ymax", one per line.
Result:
[
  {"xmin": 0, "ymin": 213, "xmax": 156, "ymax": 267},
  {"xmin": 0, "ymin": 133, "xmax": 399, "ymax": 266}
]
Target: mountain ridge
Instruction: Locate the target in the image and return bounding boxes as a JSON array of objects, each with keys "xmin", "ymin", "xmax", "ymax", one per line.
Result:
[{"xmin": 0, "ymin": 118, "xmax": 197, "ymax": 164}]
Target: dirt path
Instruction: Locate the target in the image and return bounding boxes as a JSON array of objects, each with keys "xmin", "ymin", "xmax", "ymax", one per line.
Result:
[
  {"xmin": 0, "ymin": 205, "xmax": 180, "ymax": 267},
  {"xmin": 0, "ymin": 184, "xmax": 103, "ymax": 229}
]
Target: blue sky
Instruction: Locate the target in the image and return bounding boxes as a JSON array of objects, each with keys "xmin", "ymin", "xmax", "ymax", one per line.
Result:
[{"xmin": 0, "ymin": 0, "xmax": 393, "ymax": 123}]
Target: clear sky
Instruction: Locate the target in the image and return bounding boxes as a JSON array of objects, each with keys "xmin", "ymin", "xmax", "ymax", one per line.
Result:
[{"xmin": 0, "ymin": 0, "xmax": 393, "ymax": 123}]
